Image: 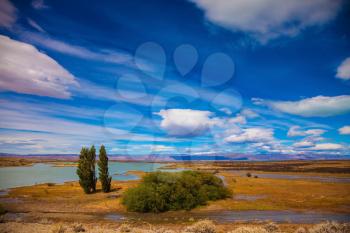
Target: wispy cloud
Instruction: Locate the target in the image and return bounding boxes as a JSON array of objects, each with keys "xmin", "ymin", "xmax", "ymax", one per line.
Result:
[
  {"xmin": 0, "ymin": 99, "xmax": 172, "ymax": 153},
  {"xmin": 253, "ymin": 95, "xmax": 350, "ymax": 117},
  {"xmin": 287, "ymin": 126, "xmax": 326, "ymax": 137},
  {"xmin": 31, "ymin": 0, "xmax": 49, "ymax": 10},
  {"xmin": 27, "ymin": 18, "xmax": 46, "ymax": 32},
  {"xmin": 0, "ymin": 0, "xmax": 17, "ymax": 29},
  {"xmin": 21, "ymin": 32, "xmax": 133, "ymax": 65},
  {"xmin": 339, "ymin": 125, "xmax": 350, "ymax": 135},
  {"xmin": 336, "ymin": 57, "xmax": 350, "ymax": 80}
]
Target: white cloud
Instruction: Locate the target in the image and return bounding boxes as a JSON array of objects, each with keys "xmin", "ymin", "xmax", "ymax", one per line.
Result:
[
  {"xmin": 21, "ymin": 32, "xmax": 132, "ymax": 64},
  {"xmin": 253, "ymin": 95, "xmax": 350, "ymax": 117},
  {"xmin": 293, "ymin": 140, "xmax": 314, "ymax": 148},
  {"xmin": 0, "ymin": 35, "xmax": 78, "ymax": 99},
  {"xmin": 240, "ymin": 108, "xmax": 259, "ymax": 118},
  {"xmin": 225, "ymin": 127, "xmax": 274, "ymax": 143},
  {"xmin": 190, "ymin": 0, "xmax": 342, "ymax": 42},
  {"xmin": 228, "ymin": 115, "xmax": 246, "ymax": 125},
  {"xmin": 156, "ymin": 109, "xmax": 220, "ymax": 137},
  {"xmin": 150, "ymin": 145, "xmax": 175, "ymax": 152},
  {"xmin": 307, "ymin": 143, "xmax": 344, "ymax": 151},
  {"xmin": 339, "ymin": 125, "xmax": 350, "ymax": 135},
  {"xmin": 31, "ymin": 0, "xmax": 49, "ymax": 9},
  {"xmin": 0, "ymin": 100, "xmax": 174, "ymax": 154},
  {"xmin": 27, "ymin": 18, "xmax": 45, "ymax": 32},
  {"xmin": 219, "ymin": 107, "xmax": 232, "ymax": 115},
  {"xmin": 287, "ymin": 126, "xmax": 326, "ymax": 137},
  {"xmin": 0, "ymin": 0, "xmax": 17, "ymax": 29},
  {"xmin": 336, "ymin": 57, "xmax": 350, "ymax": 80}
]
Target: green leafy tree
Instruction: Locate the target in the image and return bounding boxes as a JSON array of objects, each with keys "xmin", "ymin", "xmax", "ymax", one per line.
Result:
[
  {"xmin": 76, "ymin": 145, "xmax": 97, "ymax": 194},
  {"xmin": 98, "ymin": 145, "xmax": 112, "ymax": 192}
]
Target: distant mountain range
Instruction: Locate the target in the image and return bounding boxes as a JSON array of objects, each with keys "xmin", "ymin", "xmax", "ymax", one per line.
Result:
[{"xmin": 0, "ymin": 153, "xmax": 349, "ymax": 161}]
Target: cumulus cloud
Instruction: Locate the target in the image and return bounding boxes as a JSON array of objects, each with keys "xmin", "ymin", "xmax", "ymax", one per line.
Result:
[
  {"xmin": 189, "ymin": 0, "xmax": 342, "ymax": 42},
  {"xmin": 339, "ymin": 125, "xmax": 350, "ymax": 135},
  {"xmin": 0, "ymin": 35, "xmax": 78, "ymax": 99},
  {"xmin": 224, "ymin": 127, "xmax": 274, "ymax": 143},
  {"xmin": 336, "ymin": 57, "xmax": 350, "ymax": 80},
  {"xmin": 287, "ymin": 126, "xmax": 326, "ymax": 137},
  {"xmin": 0, "ymin": 0, "xmax": 17, "ymax": 29},
  {"xmin": 156, "ymin": 109, "xmax": 220, "ymax": 137},
  {"xmin": 307, "ymin": 143, "xmax": 344, "ymax": 151},
  {"xmin": 253, "ymin": 95, "xmax": 350, "ymax": 117}
]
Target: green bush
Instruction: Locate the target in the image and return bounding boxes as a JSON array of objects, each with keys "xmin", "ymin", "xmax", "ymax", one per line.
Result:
[
  {"xmin": 122, "ymin": 171, "xmax": 231, "ymax": 212},
  {"xmin": 0, "ymin": 204, "xmax": 6, "ymax": 215}
]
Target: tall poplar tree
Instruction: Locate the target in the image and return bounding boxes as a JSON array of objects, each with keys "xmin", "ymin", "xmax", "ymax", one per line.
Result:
[
  {"xmin": 98, "ymin": 145, "xmax": 112, "ymax": 192},
  {"xmin": 89, "ymin": 145, "xmax": 97, "ymax": 192},
  {"xmin": 77, "ymin": 147, "xmax": 92, "ymax": 194},
  {"xmin": 77, "ymin": 145, "xmax": 97, "ymax": 194}
]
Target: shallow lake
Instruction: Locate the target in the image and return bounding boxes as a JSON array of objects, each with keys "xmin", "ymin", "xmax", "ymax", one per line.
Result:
[{"xmin": 0, "ymin": 162, "xmax": 164, "ymax": 190}]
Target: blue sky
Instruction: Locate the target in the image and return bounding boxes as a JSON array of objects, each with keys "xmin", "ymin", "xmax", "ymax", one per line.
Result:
[{"xmin": 0, "ymin": 0, "xmax": 349, "ymax": 158}]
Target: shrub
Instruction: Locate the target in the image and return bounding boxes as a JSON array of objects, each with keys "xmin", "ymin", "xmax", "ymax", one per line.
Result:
[
  {"xmin": 294, "ymin": 227, "xmax": 307, "ymax": 233},
  {"xmin": 72, "ymin": 223, "xmax": 85, "ymax": 232},
  {"xmin": 183, "ymin": 220, "xmax": 217, "ymax": 233},
  {"xmin": 119, "ymin": 223, "xmax": 132, "ymax": 232},
  {"xmin": 308, "ymin": 221, "xmax": 350, "ymax": 233},
  {"xmin": 51, "ymin": 224, "xmax": 66, "ymax": 233},
  {"xmin": 0, "ymin": 204, "xmax": 6, "ymax": 215},
  {"xmin": 228, "ymin": 226, "xmax": 269, "ymax": 233},
  {"xmin": 246, "ymin": 173, "xmax": 252, "ymax": 178},
  {"xmin": 122, "ymin": 171, "xmax": 231, "ymax": 212},
  {"xmin": 264, "ymin": 222, "xmax": 280, "ymax": 233}
]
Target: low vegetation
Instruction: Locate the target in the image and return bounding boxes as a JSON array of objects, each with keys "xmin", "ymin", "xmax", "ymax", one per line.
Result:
[
  {"xmin": 122, "ymin": 171, "xmax": 231, "ymax": 212},
  {"xmin": 183, "ymin": 220, "xmax": 217, "ymax": 233},
  {"xmin": 0, "ymin": 204, "xmax": 6, "ymax": 215},
  {"xmin": 2, "ymin": 221, "xmax": 348, "ymax": 233}
]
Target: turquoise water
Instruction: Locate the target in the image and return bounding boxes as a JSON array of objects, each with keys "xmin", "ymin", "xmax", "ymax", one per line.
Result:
[{"xmin": 0, "ymin": 162, "xmax": 163, "ymax": 190}]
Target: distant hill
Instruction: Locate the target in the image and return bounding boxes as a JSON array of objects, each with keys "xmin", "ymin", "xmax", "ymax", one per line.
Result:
[{"xmin": 0, "ymin": 152, "xmax": 349, "ymax": 161}]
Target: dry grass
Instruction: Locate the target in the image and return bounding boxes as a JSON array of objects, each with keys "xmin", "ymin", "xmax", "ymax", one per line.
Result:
[
  {"xmin": 2, "ymin": 165, "xmax": 350, "ymax": 215},
  {"xmin": 1, "ymin": 221, "xmax": 348, "ymax": 233},
  {"xmin": 201, "ymin": 171, "xmax": 350, "ymax": 213},
  {"xmin": 308, "ymin": 222, "xmax": 350, "ymax": 233},
  {"xmin": 3, "ymin": 180, "xmax": 139, "ymax": 214},
  {"xmin": 183, "ymin": 220, "xmax": 217, "ymax": 233},
  {"xmin": 228, "ymin": 226, "xmax": 269, "ymax": 233}
]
